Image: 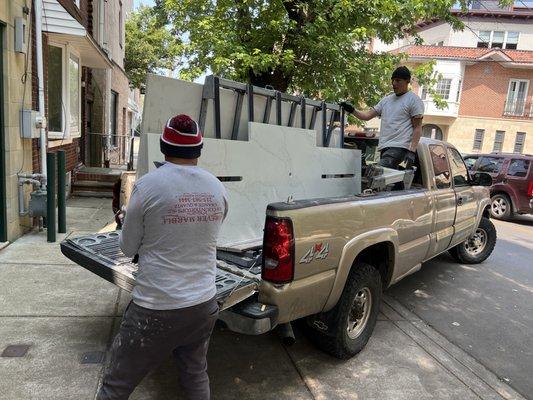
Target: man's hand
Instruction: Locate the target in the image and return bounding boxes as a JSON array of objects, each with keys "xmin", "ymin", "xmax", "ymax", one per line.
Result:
[{"xmin": 339, "ymin": 101, "xmax": 355, "ymax": 114}]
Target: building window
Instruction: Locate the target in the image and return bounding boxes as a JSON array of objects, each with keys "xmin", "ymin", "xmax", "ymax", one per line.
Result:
[
  {"xmin": 435, "ymin": 79, "xmax": 452, "ymax": 100},
  {"xmin": 119, "ymin": 2, "xmax": 124, "ymax": 48},
  {"xmin": 493, "ymin": 131, "xmax": 505, "ymax": 152},
  {"xmin": 504, "ymin": 79, "xmax": 529, "ymax": 116},
  {"xmin": 514, "ymin": 132, "xmax": 526, "ymax": 153},
  {"xmin": 477, "ymin": 30, "xmax": 520, "ymax": 49},
  {"xmin": 69, "ymin": 54, "xmax": 80, "ymax": 134},
  {"xmin": 473, "ymin": 129, "xmax": 485, "ymax": 151},
  {"xmin": 110, "ymin": 91, "xmax": 118, "ymax": 146},
  {"xmin": 47, "ymin": 44, "xmax": 81, "ymax": 139},
  {"xmin": 48, "ymin": 45, "xmax": 64, "ymax": 134}
]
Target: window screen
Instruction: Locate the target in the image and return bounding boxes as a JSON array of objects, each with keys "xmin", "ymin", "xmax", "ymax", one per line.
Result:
[
  {"xmin": 514, "ymin": 132, "xmax": 526, "ymax": 154},
  {"xmin": 493, "ymin": 131, "xmax": 505, "ymax": 152},
  {"xmin": 48, "ymin": 45, "xmax": 63, "ymax": 133},
  {"xmin": 473, "ymin": 129, "xmax": 484, "ymax": 151}
]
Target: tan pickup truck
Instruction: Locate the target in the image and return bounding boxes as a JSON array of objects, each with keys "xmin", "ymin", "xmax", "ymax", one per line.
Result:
[{"xmin": 61, "ymin": 138, "xmax": 496, "ymax": 359}]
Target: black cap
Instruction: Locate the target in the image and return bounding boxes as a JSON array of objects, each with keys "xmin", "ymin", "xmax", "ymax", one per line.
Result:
[{"xmin": 391, "ymin": 66, "xmax": 411, "ymax": 80}]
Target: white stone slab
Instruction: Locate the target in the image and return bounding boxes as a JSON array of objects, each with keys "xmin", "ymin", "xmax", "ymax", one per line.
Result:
[{"xmin": 142, "ymin": 122, "xmax": 360, "ymax": 248}]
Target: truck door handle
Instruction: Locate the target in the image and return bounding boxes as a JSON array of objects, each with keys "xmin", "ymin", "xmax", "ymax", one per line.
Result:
[{"xmin": 457, "ymin": 196, "xmax": 464, "ymax": 206}]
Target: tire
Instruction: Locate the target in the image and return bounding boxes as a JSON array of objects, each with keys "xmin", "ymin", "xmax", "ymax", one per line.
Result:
[
  {"xmin": 308, "ymin": 262, "xmax": 382, "ymax": 359},
  {"xmin": 449, "ymin": 217, "xmax": 497, "ymax": 264},
  {"xmin": 490, "ymin": 194, "xmax": 512, "ymax": 220}
]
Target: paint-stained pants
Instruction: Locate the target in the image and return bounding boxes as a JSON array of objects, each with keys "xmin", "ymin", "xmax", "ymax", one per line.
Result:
[{"xmin": 96, "ymin": 297, "xmax": 219, "ymax": 400}]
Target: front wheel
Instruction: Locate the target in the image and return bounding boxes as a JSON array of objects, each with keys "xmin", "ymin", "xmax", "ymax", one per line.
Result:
[
  {"xmin": 309, "ymin": 262, "xmax": 382, "ymax": 359},
  {"xmin": 490, "ymin": 194, "xmax": 512, "ymax": 220},
  {"xmin": 449, "ymin": 217, "xmax": 497, "ymax": 264}
]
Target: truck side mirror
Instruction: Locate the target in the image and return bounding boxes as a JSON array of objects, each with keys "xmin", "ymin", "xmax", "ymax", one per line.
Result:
[{"xmin": 472, "ymin": 172, "xmax": 492, "ymax": 186}]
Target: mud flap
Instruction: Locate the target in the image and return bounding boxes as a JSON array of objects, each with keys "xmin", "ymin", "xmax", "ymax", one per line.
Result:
[{"xmin": 60, "ymin": 232, "xmax": 259, "ymax": 311}]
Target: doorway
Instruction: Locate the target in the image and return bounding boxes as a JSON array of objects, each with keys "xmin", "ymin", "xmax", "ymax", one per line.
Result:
[{"xmin": 422, "ymin": 124, "xmax": 443, "ymax": 140}]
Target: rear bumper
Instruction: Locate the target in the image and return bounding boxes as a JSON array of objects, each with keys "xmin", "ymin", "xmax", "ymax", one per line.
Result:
[{"xmin": 218, "ymin": 300, "xmax": 278, "ymax": 335}]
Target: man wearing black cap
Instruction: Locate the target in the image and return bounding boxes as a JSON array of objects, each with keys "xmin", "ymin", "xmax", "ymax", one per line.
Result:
[
  {"xmin": 341, "ymin": 66, "xmax": 424, "ymax": 169},
  {"xmin": 97, "ymin": 114, "xmax": 228, "ymax": 400}
]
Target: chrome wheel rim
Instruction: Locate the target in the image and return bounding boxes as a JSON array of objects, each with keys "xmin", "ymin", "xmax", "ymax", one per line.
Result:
[
  {"xmin": 464, "ymin": 228, "xmax": 487, "ymax": 256},
  {"xmin": 491, "ymin": 197, "xmax": 508, "ymax": 217},
  {"xmin": 347, "ymin": 287, "xmax": 372, "ymax": 339}
]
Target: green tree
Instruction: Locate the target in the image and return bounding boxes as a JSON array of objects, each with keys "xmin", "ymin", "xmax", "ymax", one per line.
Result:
[
  {"xmin": 157, "ymin": 0, "xmax": 512, "ymax": 106},
  {"xmin": 124, "ymin": 6, "xmax": 181, "ymax": 88}
]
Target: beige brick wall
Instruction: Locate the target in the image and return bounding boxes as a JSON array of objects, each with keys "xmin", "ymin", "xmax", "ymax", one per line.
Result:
[
  {"xmin": 447, "ymin": 116, "xmax": 533, "ymax": 154},
  {"xmin": 2, "ymin": 1, "xmax": 35, "ymax": 242}
]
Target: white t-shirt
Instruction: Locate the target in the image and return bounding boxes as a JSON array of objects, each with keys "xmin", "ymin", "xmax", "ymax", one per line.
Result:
[
  {"xmin": 119, "ymin": 162, "xmax": 228, "ymax": 310},
  {"xmin": 372, "ymin": 91, "xmax": 424, "ymax": 150}
]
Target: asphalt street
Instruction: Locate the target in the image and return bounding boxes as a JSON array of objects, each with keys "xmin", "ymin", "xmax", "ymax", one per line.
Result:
[{"xmin": 387, "ymin": 216, "xmax": 533, "ymax": 399}]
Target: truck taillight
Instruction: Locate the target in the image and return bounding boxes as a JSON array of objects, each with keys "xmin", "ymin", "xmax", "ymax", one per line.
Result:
[
  {"xmin": 528, "ymin": 181, "xmax": 533, "ymax": 197},
  {"xmin": 262, "ymin": 217, "xmax": 294, "ymax": 284}
]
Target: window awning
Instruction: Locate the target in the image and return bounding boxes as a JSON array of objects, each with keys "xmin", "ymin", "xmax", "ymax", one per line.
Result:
[{"xmin": 42, "ymin": 0, "xmax": 112, "ymax": 69}]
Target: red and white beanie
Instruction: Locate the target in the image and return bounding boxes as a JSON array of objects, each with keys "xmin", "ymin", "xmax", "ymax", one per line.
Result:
[{"xmin": 160, "ymin": 114, "xmax": 203, "ymax": 159}]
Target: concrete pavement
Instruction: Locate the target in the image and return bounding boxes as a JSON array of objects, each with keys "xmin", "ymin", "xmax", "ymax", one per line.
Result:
[
  {"xmin": 387, "ymin": 216, "xmax": 533, "ymax": 398},
  {"xmin": 0, "ymin": 197, "xmax": 526, "ymax": 399}
]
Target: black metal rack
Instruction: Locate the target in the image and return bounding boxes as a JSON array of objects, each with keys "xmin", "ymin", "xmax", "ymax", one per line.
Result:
[{"xmin": 198, "ymin": 75, "xmax": 345, "ymax": 148}]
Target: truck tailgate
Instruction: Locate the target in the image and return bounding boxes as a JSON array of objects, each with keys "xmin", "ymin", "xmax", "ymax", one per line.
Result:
[{"xmin": 60, "ymin": 232, "xmax": 260, "ymax": 311}]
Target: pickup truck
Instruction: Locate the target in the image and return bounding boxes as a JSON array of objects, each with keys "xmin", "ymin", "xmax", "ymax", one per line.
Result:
[{"xmin": 61, "ymin": 138, "xmax": 496, "ymax": 359}]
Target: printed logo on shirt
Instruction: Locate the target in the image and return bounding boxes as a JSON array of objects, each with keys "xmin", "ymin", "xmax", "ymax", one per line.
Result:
[{"xmin": 162, "ymin": 192, "xmax": 224, "ymax": 224}]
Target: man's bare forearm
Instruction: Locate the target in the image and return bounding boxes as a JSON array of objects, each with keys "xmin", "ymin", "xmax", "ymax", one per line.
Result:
[
  {"xmin": 410, "ymin": 126, "xmax": 422, "ymax": 152},
  {"xmin": 352, "ymin": 108, "xmax": 377, "ymax": 121}
]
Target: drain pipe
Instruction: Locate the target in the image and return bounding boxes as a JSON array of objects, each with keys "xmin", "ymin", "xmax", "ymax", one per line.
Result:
[{"xmin": 34, "ymin": 0, "xmax": 47, "ymax": 179}]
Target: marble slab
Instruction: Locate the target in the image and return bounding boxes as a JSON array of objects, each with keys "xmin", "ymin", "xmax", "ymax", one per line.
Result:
[{"xmin": 142, "ymin": 122, "xmax": 360, "ymax": 247}]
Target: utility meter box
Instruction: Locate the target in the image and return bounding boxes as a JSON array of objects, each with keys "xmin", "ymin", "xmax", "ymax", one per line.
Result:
[
  {"xmin": 15, "ymin": 17, "xmax": 27, "ymax": 54},
  {"xmin": 29, "ymin": 190, "xmax": 47, "ymax": 217},
  {"xmin": 20, "ymin": 110, "xmax": 40, "ymax": 139}
]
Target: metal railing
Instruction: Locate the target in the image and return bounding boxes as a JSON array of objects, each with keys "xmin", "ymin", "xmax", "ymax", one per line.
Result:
[
  {"xmin": 199, "ymin": 75, "xmax": 345, "ymax": 148},
  {"xmin": 503, "ymin": 99, "xmax": 533, "ymax": 118}
]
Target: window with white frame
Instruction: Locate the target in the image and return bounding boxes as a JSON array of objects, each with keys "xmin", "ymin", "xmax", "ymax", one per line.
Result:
[
  {"xmin": 435, "ymin": 79, "xmax": 452, "ymax": 100},
  {"xmin": 47, "ymin": 44, "xmax": 81, "ymax": 139},
  {"xmin": 473, "ymin": 129, "xmax": 485, "ymax": 151},
  {"xmin": 504, "ymin": 79, "xmax": 529, "ymax": 116},
  {"xmin": 477, "ymin": 30, "xmax": 520, "ymax": 49}
]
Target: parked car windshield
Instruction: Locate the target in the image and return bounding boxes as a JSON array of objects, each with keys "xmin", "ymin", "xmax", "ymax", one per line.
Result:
[{"xmin": 477, "ymin": 156, "xmax": 504, "ymax": 174}]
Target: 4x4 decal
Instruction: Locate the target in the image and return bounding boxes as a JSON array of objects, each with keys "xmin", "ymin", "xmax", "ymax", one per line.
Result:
[{"xmin": 299, "ymin": 243, "xmax": 330, "ymax": 264}]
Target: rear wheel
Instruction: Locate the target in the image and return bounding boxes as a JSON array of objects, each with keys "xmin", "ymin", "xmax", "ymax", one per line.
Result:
[
  {"xmin": 449, "ymin": 217, "xmax": 497, "ymax": 264},
  {"xmin": 490, "ymin": 194, "xmax": 512, "ymax": 220},
  {"xmin": 309, "ymin": 262, "xmax": 381, "ymax": 359}
]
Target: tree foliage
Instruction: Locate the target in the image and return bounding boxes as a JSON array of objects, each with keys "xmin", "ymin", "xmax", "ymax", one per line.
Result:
[
  {"xmin": 124, "ymin": 6, "xmax": 181, "ymax": 88},
  {"xmin": 136, "ymin": 0, "xmax": 512, "ymax": 107}
]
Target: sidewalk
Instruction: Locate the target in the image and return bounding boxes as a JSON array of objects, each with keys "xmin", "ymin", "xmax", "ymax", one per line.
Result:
[{"xmin": 0, "ymin": 197, "xmax": 526, "ymax": 400}]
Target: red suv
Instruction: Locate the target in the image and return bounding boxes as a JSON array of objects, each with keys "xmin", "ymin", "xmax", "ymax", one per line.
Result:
[{"xmin": 463, "ymin": 153, "xmax": 533, "ymax": 219}]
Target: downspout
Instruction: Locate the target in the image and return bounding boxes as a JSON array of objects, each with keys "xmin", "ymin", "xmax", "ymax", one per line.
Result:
[{"xmin": 34, "ymin": 0, "xmax": 47, "ymax": 180}]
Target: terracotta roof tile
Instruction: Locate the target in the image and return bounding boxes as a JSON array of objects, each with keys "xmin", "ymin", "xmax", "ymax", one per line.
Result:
[{"xmin": 394, "ymin": 45, "xmax": 533, "ymax": 64}]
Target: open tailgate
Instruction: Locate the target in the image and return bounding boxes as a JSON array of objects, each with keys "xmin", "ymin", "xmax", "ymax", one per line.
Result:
[{"xmin": 60, "ymin": 232, "xmax": 260, "ymax": 311}]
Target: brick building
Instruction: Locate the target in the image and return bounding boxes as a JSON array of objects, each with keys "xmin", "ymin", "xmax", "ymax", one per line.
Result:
[
  {"xmin": 369, "ymin": 5, "xmax": 533, "ymax": 155},
  {"xmin": 0, "ymin": 0, "xmax": 138, "ymax": 244}
]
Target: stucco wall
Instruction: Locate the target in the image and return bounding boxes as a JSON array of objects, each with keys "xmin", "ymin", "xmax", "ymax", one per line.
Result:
[{"xmin": 1, "ymin": 1, "xmax": 35, "ymax": 241}]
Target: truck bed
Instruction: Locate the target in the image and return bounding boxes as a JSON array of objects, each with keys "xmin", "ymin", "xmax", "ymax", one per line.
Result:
[{"xmin": 60, "ymin": 232, "xmax": 261, "ymax": 311}]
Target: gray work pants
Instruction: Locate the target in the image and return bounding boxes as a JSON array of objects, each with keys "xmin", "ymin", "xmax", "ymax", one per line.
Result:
[{"xmin": 97, "ymin": 297, "xmax": 219, "ymax": 400}]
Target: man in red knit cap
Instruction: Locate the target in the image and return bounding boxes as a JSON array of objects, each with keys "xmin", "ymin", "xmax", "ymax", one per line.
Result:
[{"xmin": 97, "ymin": 115, "xmax": 228, "ymax": 400}]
